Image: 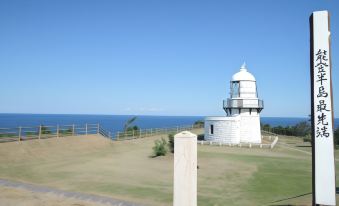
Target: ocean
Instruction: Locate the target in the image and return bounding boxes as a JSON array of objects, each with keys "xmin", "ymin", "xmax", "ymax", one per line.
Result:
[{"xmin": 0, "ymin": 114, "xmax": 338, "ymax": 134}]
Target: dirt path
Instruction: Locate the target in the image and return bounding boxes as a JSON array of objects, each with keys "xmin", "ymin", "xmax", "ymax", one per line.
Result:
[
  {"xmin": 0, "ymin": 179, "xmax": 143, "ymax": 206},
  {"xmin": 276, "ymin": 142, "xmax": 312, "ymax": 155}
]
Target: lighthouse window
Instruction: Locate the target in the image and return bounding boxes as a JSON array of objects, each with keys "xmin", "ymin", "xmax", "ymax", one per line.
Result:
[
  {"xmin": 210, "ymin": 125, "xmax": 214, "ymax": 135},
  {"xmin": 231, "ymin": 81, "xmax": 240, "ymax": 98}
]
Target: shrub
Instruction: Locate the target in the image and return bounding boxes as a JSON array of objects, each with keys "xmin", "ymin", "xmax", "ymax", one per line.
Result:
[
  {"xmin": 334, "ymin": 127, "xmax": 339, "ymax": 145},
  {"xmin": 197, "ymin": 134, "xmax": 205, "ymax": 141},
  {"xmin": 152, "ymin": 138, "xmax": 168, "ymax": 157},
  {"xmin": 303, "ymin": 134, "xmax": 312, "ymax": 145},
  {"xmin": 168, "ymin": 134, "xmax": 174, "ymax": 153},
  {"xmin": 126, "ymin": 125, "xmax": 140, "ymax": 136},
  {"xmin": 59, "ymin": 128, "xmax": 72, "ymax": 136},
  {"xmin": 261, "ymin": 121, "xmax": 311, "ymax": 137},
  {"xmin": 41, "ymin": 125, "xmax": 51, "ymax": 134},
  {"xmin": 194, "ymin": 120, "xmax": 204, "ymax": 128}
]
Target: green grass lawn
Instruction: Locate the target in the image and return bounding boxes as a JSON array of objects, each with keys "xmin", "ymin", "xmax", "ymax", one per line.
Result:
[{"xmin": 0, "ymin": 130, "xmax": 337, "ymax": 206}]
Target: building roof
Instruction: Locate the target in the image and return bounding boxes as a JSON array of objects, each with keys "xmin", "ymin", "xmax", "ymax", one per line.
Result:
[{"xmin": 231, "ymin": 62, "xmax": 256, "ymax": 81}]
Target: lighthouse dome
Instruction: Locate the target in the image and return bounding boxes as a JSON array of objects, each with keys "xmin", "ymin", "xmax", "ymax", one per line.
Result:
[{"xmin": 231, "ymin": 63, "xmax": 256, "ymax": 81}]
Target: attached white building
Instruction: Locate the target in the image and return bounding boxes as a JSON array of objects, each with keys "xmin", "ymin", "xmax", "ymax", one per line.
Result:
[{"xmin": 205, "ymin": 63, "xmax": 264, "ymax": 144}]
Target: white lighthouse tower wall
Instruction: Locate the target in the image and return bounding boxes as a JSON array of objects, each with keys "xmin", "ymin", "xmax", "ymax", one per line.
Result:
[{"xmin": 239, "ymin": 114, "xmax": 261, "ymax": 143}]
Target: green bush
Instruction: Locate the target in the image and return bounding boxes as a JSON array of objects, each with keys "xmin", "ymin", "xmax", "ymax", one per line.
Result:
[
  {"xmin": 303, "ymin": 134, "xmax": 312, "ymax": 145},
  {"xmin": 126, "ymin": 125, "xmax": 140, "ymax": 136},
  {"xmin": 41, "ymin": 125, "xmax": 51, "ymax": 134},
  {"xmin": 152, "ymin": 138, "xmax": 168, "ymax": 157},
  {"xmin": 59, "ymin": 128, "xmax": 72, "ymax": 136},
  {"xmin": 168, "ymin": 134, "xmax": 174, "ymax": 153},
  {"xmin": 26, "ymin": 131, "xmax": 38, "ymax": 137},
  {"xmin": 194, "ymin": 120, "xmax": 204, "ymax": 128},
  {"xmin": 197, "ymin": 134, "xmax": 204, "ymax": 141},
  {"xmin": 334, "ymin": 127, "xmax": 339, "ymax": 145},
  {"xmin": 261, "ymin": 121, "xmax": 311, "ymax": 137}
]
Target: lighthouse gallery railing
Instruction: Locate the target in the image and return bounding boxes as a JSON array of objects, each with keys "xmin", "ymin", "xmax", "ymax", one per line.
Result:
[{"xmin": 223, "ymin": 99, "xmax": 264, "ymax": 109}]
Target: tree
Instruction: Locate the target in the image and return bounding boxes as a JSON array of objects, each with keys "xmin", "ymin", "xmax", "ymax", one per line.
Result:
[
  {"xmin": 123, "ymin": 116, "xmax": 138, "ymax": 132},
  {"xmin": 293, "ymin": 121, "xmax": 311, "ymax": 137}
]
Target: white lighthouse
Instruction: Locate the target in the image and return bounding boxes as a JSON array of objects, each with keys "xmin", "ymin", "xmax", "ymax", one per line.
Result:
[{"xmin": 205, "ymin": 63, "xmax": 264, "ymax": 144}]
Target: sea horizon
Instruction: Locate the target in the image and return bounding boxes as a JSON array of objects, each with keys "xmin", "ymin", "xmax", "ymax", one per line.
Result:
[
  {"xmin": 1, "ymin": 113, "xmax": 338, "ymax": 134},
  {"xmin": 0, "ymin": 112, "xmax": 318, "ymax": 118}
]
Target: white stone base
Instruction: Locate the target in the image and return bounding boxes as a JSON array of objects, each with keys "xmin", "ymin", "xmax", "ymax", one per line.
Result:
[
  {"xmin": 205, "ymin": 116, "xmax": 240, "ymax": 144},
  {"xmin": 204, "ymin": 115, "xmax": 262, "ymax": 144}
]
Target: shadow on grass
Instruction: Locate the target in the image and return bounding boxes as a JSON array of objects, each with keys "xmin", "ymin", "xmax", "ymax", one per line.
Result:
[
  {"xmin": 296, "ymin": 145, "xmax": 312, "ymax": 148},
  {"xmin": 149, "ymin": 154, "xmax": 167, "ymax": 158},
  {"xmin": 268, "ymin": 192, "xmax": 311, "ymax": 206},
  {"xmin": 271, "ymin": 188, "xmax": 339, "ymax": 205}
]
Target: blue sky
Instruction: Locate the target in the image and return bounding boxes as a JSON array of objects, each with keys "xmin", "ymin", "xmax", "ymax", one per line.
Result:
[{"xmin": 0, "ymin": 0, "xmax": 338, "ymax": 117}]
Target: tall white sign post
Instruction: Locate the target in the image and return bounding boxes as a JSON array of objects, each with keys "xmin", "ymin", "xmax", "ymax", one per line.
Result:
[
  {"xmin": 173, "ymin": 131, "xmax": 197, "ymax": 206},
  {"xmin": 310, "ymin": 10, "xmax": 336, "ymax": 206}
]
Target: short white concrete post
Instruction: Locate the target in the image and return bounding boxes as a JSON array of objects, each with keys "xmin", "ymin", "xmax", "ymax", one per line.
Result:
[
  {"xmin": 173, "ymin": 131, "xmax": 197, "ymax": 206},
  {"xmin": 18, "ymin": 127, "xmax": 22, "ymax": 141},
  {"xmin": 72, "ymin": 124, "xmax": 75, "ymax": 136},
  {"xmin": 56, "ymin": 125, "xmax": 59, "ymax": 138},
  {"xmin": 38, "ymin": 125, "xmax": 42, "ymax": 139}
]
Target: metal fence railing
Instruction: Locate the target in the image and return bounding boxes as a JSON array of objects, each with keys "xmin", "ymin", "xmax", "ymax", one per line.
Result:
[
  {"xmin": 114, "ymin": 124, "xmax": 204, "ymax": 141},
  {"xmin": 198, "ymin": 132, "xmax": 279, "ymax": 149},
  {"xmin": 0, "ymin": 123, "xmax": 205, "ymax": 143},
  {"xmin": 0, "ymin": 124, "xmax": 100, "ymax": 143}
]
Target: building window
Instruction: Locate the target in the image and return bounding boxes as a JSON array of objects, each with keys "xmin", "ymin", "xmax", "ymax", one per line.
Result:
[
  {"xmin": 210, "ymin": 124, "xmax": 214, "ymax": 135},
  {"xmin": 231, "ymin": 81, "xmax": 240, "ymax": 98}
]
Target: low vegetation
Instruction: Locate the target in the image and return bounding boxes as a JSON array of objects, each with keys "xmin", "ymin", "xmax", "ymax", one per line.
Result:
[
  {"xmin": 58, "ymin": 128, "xmax": 73, "ymax": 136},
  {"xmin": 152, "ymin": 138, "xmax": 168, "ymax": 157},
  {"xmin": 261, "ymin": 121, "xmax": 311, "ymax": 137},
  {"xmin": 335, "ymin": 128, "xmax": 339, "ymax": 145},
  {"xmin": 41, "ymin": 125, "xmax": 52, "ymax": 134},
  {"xmin": 168, "ymin": 134, "xmax": 174, "ymax": 153},
  {"xmin": 193, "ymin": 120, "xmax": 204, "ymax": 128},
  {"xmin": 262, "ymin": 121, "xmax": 339, "ymax": 145}
]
